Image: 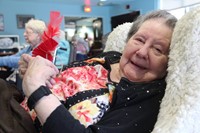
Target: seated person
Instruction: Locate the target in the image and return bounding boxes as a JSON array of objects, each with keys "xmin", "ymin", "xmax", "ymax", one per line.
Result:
[
  {"xmin": 71, "ymin": 35, "xmax": 90, "ymax": 61},
  {"xmin": 0, "ymin": 19, "xmax": 46, "ymax": 69},
  {"xmin": 19, "ymin": 10, "xmax": 177, "ymax": 133},
  {"xmin": 53, "ymin": 30, "xmax": 71, "ymax": 68}
]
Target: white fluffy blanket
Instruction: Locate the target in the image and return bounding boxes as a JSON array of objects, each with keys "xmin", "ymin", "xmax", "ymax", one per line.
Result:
[
  {"xmin": 152, "ymin": 7, "xmax": 200, "ymax": 133},
  {"xmin": 104, "ymin": 22, "xmax": 133, "ymax": 53}
]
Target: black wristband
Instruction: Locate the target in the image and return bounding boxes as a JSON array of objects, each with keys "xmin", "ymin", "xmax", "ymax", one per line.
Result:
[{"xmin": 27, "ymin": 85, "xmax": 52, "ymax": 110}]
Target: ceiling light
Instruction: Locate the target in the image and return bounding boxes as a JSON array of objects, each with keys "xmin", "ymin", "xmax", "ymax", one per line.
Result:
[
  {"xmin": 97, "ymin": 1, "xmax": 104, "ymax": 6},
  {"xmin": 84, "ymin": 5, "xmax": 91, "ymax": 12}
]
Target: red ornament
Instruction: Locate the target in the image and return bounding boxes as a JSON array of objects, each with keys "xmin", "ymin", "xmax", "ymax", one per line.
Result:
[{"xmin": 32, "ymin": 11, "xmax": 63, "ymax": 61}]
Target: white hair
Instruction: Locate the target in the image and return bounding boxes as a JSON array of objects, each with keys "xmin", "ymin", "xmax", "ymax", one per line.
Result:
[{"xmin": 25, "ymin": 19, "xmax": 46, "ymax": 35}]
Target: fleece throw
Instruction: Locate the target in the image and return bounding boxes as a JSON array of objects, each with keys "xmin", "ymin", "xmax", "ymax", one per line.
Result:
[
  {"xmin": 104, "ymin": 22, "xmax": 132, "ymax": 53},
  {"xmin": 152, "ymin": 7, "xmax": 200, "ymax": 133}
]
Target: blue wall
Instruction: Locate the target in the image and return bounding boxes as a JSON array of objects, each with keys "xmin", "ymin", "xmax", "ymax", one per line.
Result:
[{"xmin": 0, "ymin": 0, "xmax": 159, "ymax": 44}]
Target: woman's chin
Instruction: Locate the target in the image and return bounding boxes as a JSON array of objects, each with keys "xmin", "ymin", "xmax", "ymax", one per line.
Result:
[{"xmin": 124, "ymin": 71, "xmax": 142, "ymax": 82}]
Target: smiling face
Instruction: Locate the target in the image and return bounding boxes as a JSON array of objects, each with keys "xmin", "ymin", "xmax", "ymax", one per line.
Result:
[{"xmin": 119, "ymin": 19, "xmax": 173, "ymax": 82}]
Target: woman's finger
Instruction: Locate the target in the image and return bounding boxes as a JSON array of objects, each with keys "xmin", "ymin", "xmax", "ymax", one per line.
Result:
[
  {"xmin": 45, "ymin": 77, "xmax": 56, "ymax": 88},
  {"xmin": 23, "ymin": 56, "xmax": 58, "ymax": 87},
  {"xmin": 18, "ymin": 54, "xmax": 33, "ymax": 78}
]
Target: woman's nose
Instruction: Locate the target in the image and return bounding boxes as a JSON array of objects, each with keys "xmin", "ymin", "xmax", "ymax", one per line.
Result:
[{"xmin": 136, "ymin": 45, "xmax": 149, "ymax": 59}]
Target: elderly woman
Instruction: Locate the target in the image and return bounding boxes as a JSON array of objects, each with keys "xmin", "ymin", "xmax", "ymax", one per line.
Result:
[
  {"xmin": 20, "ymin": 10, "xmax": 177, "ymax": 133},
  {"xmin": 0, "ymin": 19, "xmax": 46, "ymax": 69},
  {"xmin": 71, "ymin": 35, "xmax": 90, "ymax": 61}
]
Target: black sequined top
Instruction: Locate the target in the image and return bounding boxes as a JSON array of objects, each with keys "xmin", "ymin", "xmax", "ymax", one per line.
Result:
[{"xmin": 42, "ymin": 51, "xmax": 166, "ymax": 133}]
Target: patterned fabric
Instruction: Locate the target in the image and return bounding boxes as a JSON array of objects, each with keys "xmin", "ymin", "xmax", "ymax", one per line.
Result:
[
  {"xmin": 21, "ymin": 51, "xmax": 121, "ymax": 128},
  {"xmin": 42, "ymin": 73, "xmax": 166, "ymax": 133},
  {"xmin": 53, "ymin": 61, "xmax": 111, "ymax": 127}
]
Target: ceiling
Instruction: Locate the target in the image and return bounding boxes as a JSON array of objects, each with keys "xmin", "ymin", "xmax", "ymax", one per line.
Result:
[
  {"xmin": 63, "ymin": 0, "xmax": 135, "ymax": 23},
  {"xmin": 63, "ymin": 0, "xmax": 135, "ymax": 6},
  {"xmin": 22, "ymin": 0, "xmax": 135, "ymax": 6}
]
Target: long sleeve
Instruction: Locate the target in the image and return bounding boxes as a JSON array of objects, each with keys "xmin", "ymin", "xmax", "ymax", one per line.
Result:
[
  {"xmin": 42, "ymin": 77, "xmax": 166, "ymax": 133},
  {"xmin": 40, "ymin": 52, "xmax": 165, "ymax": 133},
  {"xmin": 0, "ymin": 46, "xmax": 32, "ymax": 68},
  {"xmin": 42, "ymin": 105, "xmax": 94, "ymax": 133},
  {"xmin": 0, "ymin": 55, "xmax": 20, "ymax": 68}
]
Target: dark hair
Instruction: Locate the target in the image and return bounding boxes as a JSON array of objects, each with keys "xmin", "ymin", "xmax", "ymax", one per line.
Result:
[{"xmin": 126, "ymin": 10, "xmax": 177, "ymax": 42}]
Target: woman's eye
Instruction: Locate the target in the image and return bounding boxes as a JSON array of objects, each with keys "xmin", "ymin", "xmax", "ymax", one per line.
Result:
[
  {"xmin": 156, "ymin": 48, "xmax": 161, "ymax": 52},
  {"xmin": 136, "ymin": 38, "xmax": 145, "ymax": 43},
  {"xmin": 154, "ymin": 47, "xmax": 163, "ymax": 54}
]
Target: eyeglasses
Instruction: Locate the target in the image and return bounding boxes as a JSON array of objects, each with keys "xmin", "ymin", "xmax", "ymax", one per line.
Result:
[{"xmin": 24, "ymin": 29, "xmax": 35, "ymax": 35}]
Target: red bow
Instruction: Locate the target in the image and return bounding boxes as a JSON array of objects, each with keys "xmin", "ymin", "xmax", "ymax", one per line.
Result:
[{"xmin": 32, "ymin": 11, "xmax": 63, "ymax": 61}]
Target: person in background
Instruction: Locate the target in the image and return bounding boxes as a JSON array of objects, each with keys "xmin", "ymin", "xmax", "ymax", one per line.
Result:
[
  {"xmin": 19, "ymin": 10, "xmax": 177, "ymax": 133},
  {"xmin": 53, "ymin": 30, "xmax": 71, "ymax": 68},
  {"xmin": 84, "ymin": 32, "xmax": 89, "ymax": 42},
  {"xmin": 0, "ymin": 19, "xmax": 46, "ymax": 69},
  {"xmin": 71, "ymin": 35, "xmax": 89, "ymax": 61}
]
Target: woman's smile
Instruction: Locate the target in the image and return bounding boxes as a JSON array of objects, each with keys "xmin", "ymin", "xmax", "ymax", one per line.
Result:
[{"xmin": 130, "ymin": 60, "xmax": 147, "ymax": 71}]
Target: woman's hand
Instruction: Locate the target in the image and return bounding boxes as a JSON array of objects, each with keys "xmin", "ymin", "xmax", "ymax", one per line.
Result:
[
  {"xmin": 22, "ymin": 54, "xmax": 59, "ymax": 97},
  {"xmin": 18, "ymin": 54, "xmax": 29, "ymax": 79}
]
